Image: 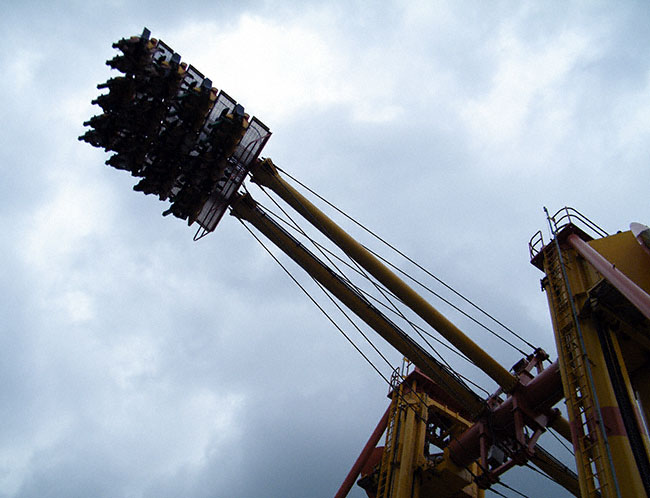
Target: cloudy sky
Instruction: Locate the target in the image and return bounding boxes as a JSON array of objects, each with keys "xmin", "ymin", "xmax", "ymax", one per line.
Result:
[{"xmin": 2, "ymin": 1, "xmax": 650, "ymax": 497}]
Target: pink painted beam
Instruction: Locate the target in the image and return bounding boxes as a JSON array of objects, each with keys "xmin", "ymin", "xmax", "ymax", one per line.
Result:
[
  {"xmin": 334, "ymin": 405, "xmax": 390, "ymax": 498},
  {"xmin": 568, "ymin": 233, "xmax": 650, "ymax": 321}
]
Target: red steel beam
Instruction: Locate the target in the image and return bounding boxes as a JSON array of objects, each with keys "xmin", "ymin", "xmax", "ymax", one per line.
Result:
[
  {"xmin": 335, "ymin": 405, "xmax": 390, "ymax": 498},
  {"xmin": 447, "ymin": 361, "xmax": 563, "ymax": 468}
]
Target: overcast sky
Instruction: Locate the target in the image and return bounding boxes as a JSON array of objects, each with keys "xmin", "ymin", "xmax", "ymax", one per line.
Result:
[{"xmin": 2, "ymin": 1, "xmax": 650, "ymax": 497}]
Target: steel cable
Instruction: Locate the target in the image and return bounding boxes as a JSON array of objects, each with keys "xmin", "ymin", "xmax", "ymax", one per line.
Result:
[
  {"xmin": 277, "ymin": 166, "xmax": 538, "ymax": 353},
  {"xmin": 252, "ymin": 189, "xmax": 484, "ymax": 395},
  {"xmin": 257, "ymin": 202, "xmax": 491, "ymax": 396}
]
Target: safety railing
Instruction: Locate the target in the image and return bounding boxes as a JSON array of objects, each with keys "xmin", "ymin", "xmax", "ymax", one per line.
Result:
[{"xmin": 529, "ymin": 207, "xmax": 609, "ymax": 260}]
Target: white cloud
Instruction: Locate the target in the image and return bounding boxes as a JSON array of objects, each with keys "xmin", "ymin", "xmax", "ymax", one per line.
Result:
[
  {"xmin": 167, "ymin": 12, "xmax": 404, "ymax": 125},
  {"xmin": 615, "ymin": 68, "xmax": 650, "ymax": 155},
  {"xmin": 108, "ymin": 335, "xmax": 160, "ymax": 389},
  {"xmin": 53, "ymin": 289, "xmax": 95, "ymax": 323},
  {"xmin": 1, "ymin": 49, "xmax": 43, "ymax": 95},
  {"xmin": 0, "ymin": 409, "xmax": 72, "ymax": 497},
  {"xmin": 21, "ymin": 170, "xmax": 113, "ymax": 274},
  {"xmin": 461, "ymin": 27, "xmax": 593, "ymax": 146}
]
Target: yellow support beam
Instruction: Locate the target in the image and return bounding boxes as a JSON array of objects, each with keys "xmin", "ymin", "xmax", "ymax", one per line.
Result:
[
  {"xmin": 231, "ymin": 193, "xmax": 486, "ymax": 417},
  {"xmin": 529, "ymin": 447, "xmax": 581, "ymax": 497},
  {"xmin": 250, "ymin": 159, "xmax": 518, "ymax": 393},
  {"xmin": 393, "ymin": 386, "xmax": 427, "ymax": 498}
]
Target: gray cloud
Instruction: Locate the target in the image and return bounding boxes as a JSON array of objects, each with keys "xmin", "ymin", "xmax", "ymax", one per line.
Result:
[{"xmin": 2, "ymin": 1, "xmax": 649, "ymax": 497}]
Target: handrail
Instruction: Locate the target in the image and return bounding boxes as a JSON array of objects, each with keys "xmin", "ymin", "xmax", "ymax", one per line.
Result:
[
  {"xmin": 529, "ymin": 230, "xmax": 545, "ymax": 261},
  {"xmin": 551, "ymin": 207, "xmax": 609, "ymax": 238},
  {"xmin": 529, "ymin": 207, "xmax": 609, "ymax": 260}
]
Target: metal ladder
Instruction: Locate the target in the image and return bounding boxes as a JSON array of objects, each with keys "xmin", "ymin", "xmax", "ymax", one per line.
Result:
[
  {"xmin": 376, "ymin": 373, "xmax": 405, "ymax": 498},
  {"xmin": 543, "ymin": 242, "xmax": 613, "ymax": 497}
]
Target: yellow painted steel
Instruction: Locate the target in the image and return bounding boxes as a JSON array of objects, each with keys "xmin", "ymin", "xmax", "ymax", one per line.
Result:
[
  {"xmin": 587, "ymin": 229, "xmax": 650, "ymax": 462},
  {"xmin": 542, "ymin": 240, "xmax": 646, "ymax": 497},
  {"xmin": 230, "ymin": 193, "xmax": 485, "ymax": 416},
  {"xmin": 376, "ymin": 384, "xmax": 403, "ymax": 498},
  {"xmin": 542, "ymin": 247, "xmax": 614, "ymax": 497},
  {"xmin": 420, "ymin": 397, "xmax": 484, "ymax": 498},
  {"xmin": 548, "ymin": 413, "xmax": 573, "ymax": 444},
  {"xmin": 393, "ymin": 385, "xmax": 427, "ymax": 498},
  {"xmin": 249, "ymin": 158, "xmax": 518, "ymax": 394},
  {"xmin": 432, "ymin": 455, "xmax": 481, "ymax": 498},
  {"xmin": 379, "ymin": 376, "xmax": 483, "ymax": 498},
  {"xmin": 529, "ymin": 447, "xmax": 581, "ymax": 497},
  {"xmin": 588, "ymin": 231, "xmax": 650, "ymax": 295},
  {"xmin": 606, "ymin": 315, "xmax": 650, "ymax": 467}
]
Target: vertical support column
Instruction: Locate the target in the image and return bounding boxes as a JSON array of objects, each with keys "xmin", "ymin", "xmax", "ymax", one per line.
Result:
[
  {"xmin": 577, "ymin": 315, "xmax": 637, "ymax": 496},
  {"xmin": 593, "ymin": 310, "xmax": 650, "ymax": 496},
  {"xmin": 392, "ymin": 382, "xmax": 428, "ymax": 498},
  {"xmin": 395, "ymin": 398, "xmax": 419, "ymax": 498},
  {"xmin": 545, "ymin": 238, "xmax": 645, "ymax": 497}
]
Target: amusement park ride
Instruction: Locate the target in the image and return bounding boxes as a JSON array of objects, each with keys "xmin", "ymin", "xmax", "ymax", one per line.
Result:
[{"xmin": 80, "ymin": 29, "xmax": 650, "ymax": 497}]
